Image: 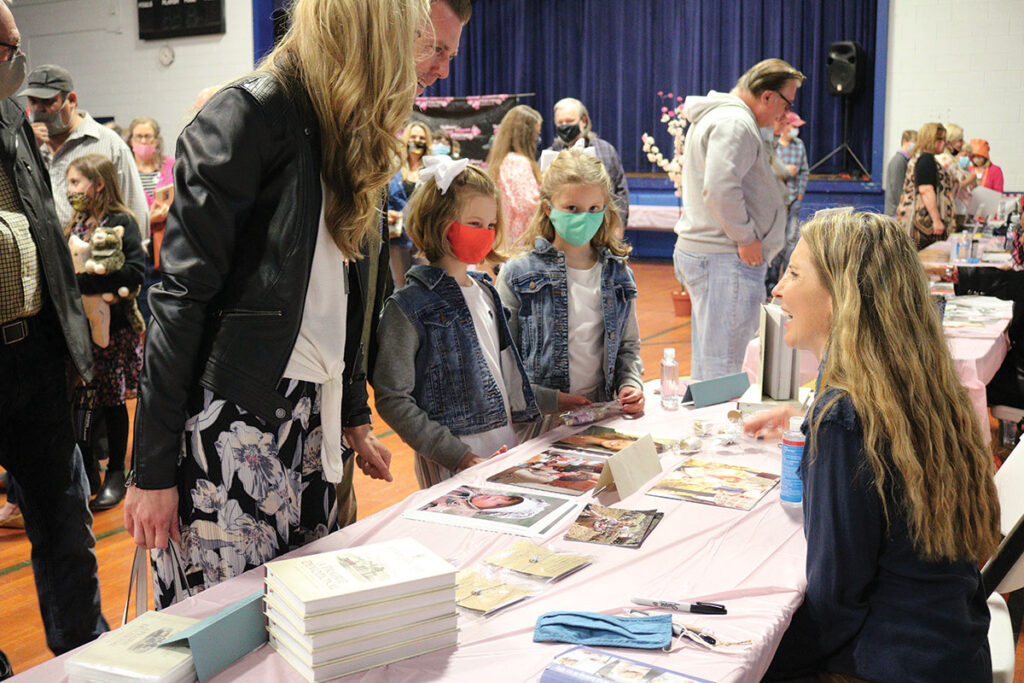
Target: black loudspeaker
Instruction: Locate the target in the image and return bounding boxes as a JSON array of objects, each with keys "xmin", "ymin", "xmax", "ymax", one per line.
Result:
[{"xmin": 826, "ymin": 41, "xmax": 866, "ymax": 96}]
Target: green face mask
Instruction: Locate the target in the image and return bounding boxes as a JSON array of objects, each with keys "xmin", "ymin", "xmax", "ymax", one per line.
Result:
[{"xmin": 549, "ymin": 206, "xmax": 605, "ymax": 247}]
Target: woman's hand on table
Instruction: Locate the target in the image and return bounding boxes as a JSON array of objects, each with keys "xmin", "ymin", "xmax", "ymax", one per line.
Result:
[
  {"xmin": 345, "ymin": 424, "xmax": 393, "ymax": 482},
  {"xmin": 124, "ymin": 485, "xmax": 180, "ymax": 549},
  {"xmin": 557, "ymin": 391, "xmax": 591, "ymax": 411},
  {"xmin": 617, "ymin": 385, "xmax": 645, "ymax": 414},
  {"xmin": 743, "ymin": 405, "xmax": 805, "ymax": 440}
]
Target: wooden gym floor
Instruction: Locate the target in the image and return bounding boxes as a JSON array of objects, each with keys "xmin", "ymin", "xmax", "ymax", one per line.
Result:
[{"xmin": 0, "ymin": 259, "xmax": 1020, "ymax": 679}]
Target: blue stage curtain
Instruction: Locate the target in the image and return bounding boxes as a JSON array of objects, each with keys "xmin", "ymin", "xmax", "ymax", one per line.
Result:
[
  {"xmin": 428, "ymin": 0, "xmax": 877, "ymax": 176},
  {"xmin": 255, "ymin": 0, "xmax": 877, "ymax": 176}
]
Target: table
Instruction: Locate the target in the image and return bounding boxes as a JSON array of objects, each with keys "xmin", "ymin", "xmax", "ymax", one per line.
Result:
[
  {"xmin": 742, "ymin": 295, "xmax": 1014, "ymax": 444},
  {"xmin": 14, "ymin": 387, "xmax": 807, "ymax": 683}
]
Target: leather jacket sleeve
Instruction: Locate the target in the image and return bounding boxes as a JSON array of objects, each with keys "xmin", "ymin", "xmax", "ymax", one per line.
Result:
[{"xmin": 132, "ymin": 86, "xmax": 275, "ymax": 489}]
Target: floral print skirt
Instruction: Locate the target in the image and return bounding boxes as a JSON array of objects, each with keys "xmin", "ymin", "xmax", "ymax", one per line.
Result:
[{"xmin": 151, "ymin": 378, "xmax": 341, "ymax": 608}]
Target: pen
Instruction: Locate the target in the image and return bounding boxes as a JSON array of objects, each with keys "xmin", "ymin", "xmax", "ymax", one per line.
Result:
[{"xmin": 631, "ymin": 597, "xmax": 727, "ymax": 615}]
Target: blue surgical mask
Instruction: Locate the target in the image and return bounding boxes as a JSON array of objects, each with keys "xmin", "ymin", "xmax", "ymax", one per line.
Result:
[
  {"xmin": 788, "ymin": 127, "xmax": 800, "ymax": 139},
  {"xmin": 432, "ymin": 143, "xmax": 450, "ymax": 156},
  {"xmin": 549, "ymin": 205, "xmax": 605, "ymax": 247},
  {"xmin": 907, "ymin": 142, "xmax": 915, "ymax": 153},
  {"xmin": 534, "ymin": 611, "xmax": 673, "ymax": 650},
  {"xmin": 958, "ymin": 155, "xmax": 970, "ymax": 169}
]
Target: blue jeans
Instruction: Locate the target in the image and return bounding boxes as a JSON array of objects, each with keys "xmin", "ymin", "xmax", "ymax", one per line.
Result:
[
  {"xmin": 674, "ymin": 249, "xmax": 766, "ymax": 381},
  {"xmin": 0, "ymin": 311, "xmax": 108, "ymax": 654}
]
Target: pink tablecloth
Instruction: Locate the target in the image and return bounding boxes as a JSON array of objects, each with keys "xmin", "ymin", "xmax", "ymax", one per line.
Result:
[
  {"xmin": 743, "ymin": 295, "xmax": 1013, "ymax": 444},
  {"xmin": 15, "ymin": 390, "xmax": 806, "ymax": 683}
]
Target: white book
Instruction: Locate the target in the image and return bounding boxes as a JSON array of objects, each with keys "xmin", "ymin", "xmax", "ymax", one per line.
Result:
[
  {"xmin": 759, "ymin": 303, "xmax": 798, "ymax": 401},
  {"xmin": 268, "ymin": 611, "xmax": 458, "ymax": 665},
  {"xmin": 265, "ymin": 580, "xmax": 456, "ymax": 631},
  {"xmin": 270, "ymin": 626, "xmax": 458, "ymax": 682},
  {"xmin": 263, "ymin": 537, "xmax": 455, "ymax": 618},
  {"xmin": 65, "ymin": 611, "xmax": 198, "ymax": 683},
  {"xmin": 265, "ymin": 592, "xmax": 456, "ymax": 648}
]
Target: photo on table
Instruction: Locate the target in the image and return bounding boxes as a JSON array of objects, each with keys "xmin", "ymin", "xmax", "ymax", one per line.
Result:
[
  {"xmin": 563, "ymin": 504, "xmax": 663, "ymax": 549},
  {"xmin": 486, "ymin": 450, "xmax": 606, "ymax": 496},
  {"xmin": 402, "ymin": 485, "xmax": 579, "ymax": 538},
  {"xmin": 647, "ymin": 459, "xmax": 780, "ymax": 511},
  {"xmin": 551, "ymin": 426, "xmax": 677, "ymax": 458},
  {"xmin": 540, "ymin": 645, "xmax": 713, "ymax": 683},
  {"xmin": 483, "ymin": 541, "xmax": 592, "ymax": 582}
]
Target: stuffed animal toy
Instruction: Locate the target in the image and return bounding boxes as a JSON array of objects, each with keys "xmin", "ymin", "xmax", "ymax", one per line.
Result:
[{"xmin": 69, "ymin": 226, "xmax": 145, "ymax": 346}]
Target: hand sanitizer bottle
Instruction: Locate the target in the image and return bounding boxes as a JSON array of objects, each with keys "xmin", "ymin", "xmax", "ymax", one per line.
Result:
[
  {"xmin": 780, "ymin": 416, "xmax": 805, "ymax": 507},
  {"xmin": 660, "ymin": 348, "xmax": 679, "ymax": 410}
]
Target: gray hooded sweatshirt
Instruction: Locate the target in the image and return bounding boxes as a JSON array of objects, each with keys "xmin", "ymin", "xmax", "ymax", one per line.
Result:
[{"xmin": 673, "ymin": 91, "xmax": 786, "ymax": 262}]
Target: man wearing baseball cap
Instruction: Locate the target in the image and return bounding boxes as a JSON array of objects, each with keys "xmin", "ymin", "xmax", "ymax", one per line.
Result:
[{"xmin": 19, "ymin": 64, "xmax": 149, "ymax": 239}]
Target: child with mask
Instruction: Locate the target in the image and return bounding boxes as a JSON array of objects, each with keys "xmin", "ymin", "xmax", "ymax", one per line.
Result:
[
  {"xmin": 497, "ymin": 149, "xmax": 644, "ymax": 436},
  {"xmin": 64, "ymin": 153, "xmax": 145, "ymax": 510},
  {"xmin": 373, "ymin": 157, "xmax": 541, "ymax": 488}
]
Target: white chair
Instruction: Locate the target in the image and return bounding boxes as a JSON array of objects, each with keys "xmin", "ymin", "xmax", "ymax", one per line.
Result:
[{"xmin": 986, "ymin": 439, "xmax": 1024, "ymax": 682}]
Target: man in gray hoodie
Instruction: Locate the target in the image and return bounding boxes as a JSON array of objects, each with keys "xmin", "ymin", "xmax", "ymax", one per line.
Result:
[{"xmin": 673, "ymin": 58, "xmax": 805, "ymax": 380}]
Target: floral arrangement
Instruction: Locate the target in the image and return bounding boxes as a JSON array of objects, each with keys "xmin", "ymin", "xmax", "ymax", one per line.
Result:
[{"xmin": 641, "ymin": 91, "xmax": 687, "ymax": 196}]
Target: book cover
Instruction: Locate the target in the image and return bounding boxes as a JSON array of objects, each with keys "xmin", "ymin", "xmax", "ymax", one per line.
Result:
[
  {"xmin": 647, "ymin": 459, "xmax": 780, "ymax": 511},
  {"xmin": 264, "ymin": 583, "xmax": 456, "ymax": 632},
  {"xmin": 551, "ymin": 426, "xmax": 677, "ymax": 458},
  {"xmin": 263, "ymin": 537, "xmax": 455, "ymax": 617},
  {"xmin": 483, "ymin": 541, "xmax": 591, "ymax": 582},
  {"xmin": 563, "ymin": 504, "xmax": 663, "ymax": 549},
  {"xmin": 540, "ymin": 645, "xmax": 714, "ymax": 683},
  {"xmin": 64, "ymin": 610, "xmax": 198, "ymax": 683},
  {"xmin": 486, "ymin": 450, "xmax": 605, "ymax": 496},
  {"xmin": 270, "ymin": 626, "xmax": 457, "ymax": 682},
  {"xmin": 402, "ymin": 485, "xmax": 579, "ymax": 538}
]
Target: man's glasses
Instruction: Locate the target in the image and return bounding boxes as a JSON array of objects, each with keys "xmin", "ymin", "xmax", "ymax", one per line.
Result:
[
  {"xmin": 774, "ymin": 90, "xmax": 794, "ymax": 113},
  {"xmin": 0, "ymin": 41, "xmax": 21, "ymax": 64}
]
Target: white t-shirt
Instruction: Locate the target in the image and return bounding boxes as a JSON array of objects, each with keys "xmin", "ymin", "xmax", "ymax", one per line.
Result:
[
  {"xmin": 458, "ymin": 278, "xmax": 517, "ymax": 458},
  {"xmin": 283, "ymin": 181, "xmax": 349, "ymax": 481},
  {"xmin": 566, "ymin": 263, "xmax": 605, "ymax": 398}
]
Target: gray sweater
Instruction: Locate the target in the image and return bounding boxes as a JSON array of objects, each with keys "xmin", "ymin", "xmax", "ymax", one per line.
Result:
[{"xmin": 673, "ymin": 92, "xmax": 786, "ymax": 262}]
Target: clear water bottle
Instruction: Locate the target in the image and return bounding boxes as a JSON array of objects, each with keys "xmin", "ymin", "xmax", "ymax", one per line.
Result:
[
  {"xmin": 660, "ymin": 348, "xmax": 679, "ymax": 410},
  {"xmin": 780, "ymin": 416, "xmax": 805, "ymax": 507}
]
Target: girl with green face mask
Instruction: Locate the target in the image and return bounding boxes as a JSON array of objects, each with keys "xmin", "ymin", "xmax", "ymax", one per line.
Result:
[{"xmin": 496, "ymin": 148, "xmax": 646, "ymax": 438}]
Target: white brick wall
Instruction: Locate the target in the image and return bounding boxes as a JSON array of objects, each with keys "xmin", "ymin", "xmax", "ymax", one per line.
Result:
[
  {"xmin": 13, "ymin": 0, "xmax": 254, "ymax": 146},
  {"xmin": 885, "ymin": 0, "xmax": 1024, "ymax": 190}
]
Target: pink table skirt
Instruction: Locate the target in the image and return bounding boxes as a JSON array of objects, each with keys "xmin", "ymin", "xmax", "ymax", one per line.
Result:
[{"xmin": 14, "ymin": 389, "xmax": 806, "ymax": 683}]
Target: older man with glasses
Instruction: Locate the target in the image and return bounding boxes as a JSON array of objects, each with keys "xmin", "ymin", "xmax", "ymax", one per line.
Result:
[{"xmin": 672, "ymin": 58, "xmax": 805, "ymax": 381}]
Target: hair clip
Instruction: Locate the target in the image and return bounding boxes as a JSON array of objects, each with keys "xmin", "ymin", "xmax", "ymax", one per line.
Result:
[{"xmin": 420, "ymin": 155, "xmax": 469, "ymax": 194}]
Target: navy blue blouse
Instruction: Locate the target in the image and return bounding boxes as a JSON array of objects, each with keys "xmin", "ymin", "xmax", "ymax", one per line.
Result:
[{"xmin": 766, "ymin": 388, "xmax": 991, "ymax": 682}]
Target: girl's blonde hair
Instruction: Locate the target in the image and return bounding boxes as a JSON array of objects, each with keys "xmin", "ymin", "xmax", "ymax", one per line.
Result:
[
  {"xmin": 522, "ymin": 148, "xmax": 630, "ymax": 257},
  {"xmin": 404, "ymin": 165, "xmax": 508, "ymax": 264},
  {"xmin": 65, "ymin": 153, "xmax": 135, "ymax": 237},
  {"xmin": 486, "ymin": 105, "xmax": 542, "ymax": 184},
  {"xmin": 915, "ymin": 122, "xmax": 946, "ymax": 156},
  {"xmin": 401, "ymin": 121, "xmax": 433, "ymax": 180},
  {"xmin": 259, "ymin": 0, "xmax": 430, "ymax": 260},
  {"xmin": 802, "ymin": 207, "xmax": 1000, "ymax": 562}
]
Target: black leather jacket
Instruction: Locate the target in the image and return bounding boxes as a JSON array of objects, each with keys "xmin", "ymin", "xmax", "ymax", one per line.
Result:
[
  {"xmin": 0, "ymin": 98, "xmax": 92, "ymax": 380},
  {"xmin": 132, "ymin": 74, "xmax": 392, "ymax": 489}
]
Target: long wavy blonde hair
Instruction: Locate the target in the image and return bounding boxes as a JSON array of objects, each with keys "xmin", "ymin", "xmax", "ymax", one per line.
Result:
[
  {"xmin": 259, "ymin": 0, "xmax": 430, "ymax": 259},
  {"xmin": 521, "ymin": 148, "xmax": 629, "ymax": 257},
  {"xmin": 803, "ymin": 208, "xmax": 1000, "ymax": 562},
  {"xmin": 486, "ymin": 104, "xmax": 542, "ymax": 184}
]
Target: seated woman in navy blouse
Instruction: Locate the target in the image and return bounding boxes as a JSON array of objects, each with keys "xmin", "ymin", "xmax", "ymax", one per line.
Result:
[{"xmin": 746, "ymin": 207, "xmax": 1001, "ymax": 682}]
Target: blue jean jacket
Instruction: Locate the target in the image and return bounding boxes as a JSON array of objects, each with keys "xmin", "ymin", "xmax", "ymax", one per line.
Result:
[
  {"xmin": 373, "ymin": 265, "xmax": 540, "ymax": 469},
  {"xmin": 496, "ymin": 237, "xmax": 642, "ymax": 411},
  {"xmin": 387, "ymin": 172, "xmax": 413, "ymax": 248}
]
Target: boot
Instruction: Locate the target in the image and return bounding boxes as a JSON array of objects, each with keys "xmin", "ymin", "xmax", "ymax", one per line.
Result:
[{"xmin": 90, "ymin": 468, "xmax": 126, "ymax": 511}]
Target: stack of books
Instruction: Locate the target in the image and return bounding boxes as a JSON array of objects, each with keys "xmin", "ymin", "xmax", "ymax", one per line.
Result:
[{"xmin": 264, "ymin": 537, "xmax": 458, "ymax": 681}]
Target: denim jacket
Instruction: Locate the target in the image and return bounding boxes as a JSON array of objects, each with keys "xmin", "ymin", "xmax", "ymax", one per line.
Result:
[
  {"xmin": 373, "ymin": 265, "xmax": 540, "ymax": 470},
  {"xmin": 496, "ymin": 237, "xmax": 643, "ymax": 412},
  {"xmin": 387, "ymin": 172, "xmax": 413, "ymax": 248}
]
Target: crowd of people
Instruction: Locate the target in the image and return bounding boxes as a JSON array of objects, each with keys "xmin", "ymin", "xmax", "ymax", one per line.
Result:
[{"xmin": 0, "ymin": 0, "xmax": 1013, "ymax": 680}]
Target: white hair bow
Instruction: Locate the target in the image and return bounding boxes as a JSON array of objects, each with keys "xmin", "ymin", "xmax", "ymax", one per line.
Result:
[{"xmin": 420, "ymin": 155, "xmax": 470, "ymax": 194}]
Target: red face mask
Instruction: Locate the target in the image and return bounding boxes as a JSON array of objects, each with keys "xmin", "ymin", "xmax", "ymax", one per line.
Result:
[{"xmin": 447, "ymin": 220, "xmax": 495, "ymax": 265}]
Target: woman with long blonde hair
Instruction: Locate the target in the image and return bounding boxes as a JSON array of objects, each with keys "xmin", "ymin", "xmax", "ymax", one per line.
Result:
[
  {"xmin": 895, "ymin": 122, "xmax": 955, "ymax": 249},
  {"xmin": 126, "ymin": 0, "xmax": 443, "ymax": 608},
  {"xmin": 486, "ymin": 104, "xmax": 543, "ymax": 246},
  {"xmin": 749, "ymin": 208, "xmax": 1000, "ymax": 681}
]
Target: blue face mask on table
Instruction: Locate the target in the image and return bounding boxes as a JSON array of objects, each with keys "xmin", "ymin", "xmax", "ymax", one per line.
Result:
[{"xmin": 533, "ymin": 611, "xmax": 674, "ymax": 650}]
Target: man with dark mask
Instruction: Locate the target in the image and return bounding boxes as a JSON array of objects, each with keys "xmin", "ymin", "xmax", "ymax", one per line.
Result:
[
  {"xmin": 0, "ymin": 0, "xmax": 108, "ymax": 669},
  {"xmin": 546, "ymin": 97, "xmax": 629, "ymax": 230}
]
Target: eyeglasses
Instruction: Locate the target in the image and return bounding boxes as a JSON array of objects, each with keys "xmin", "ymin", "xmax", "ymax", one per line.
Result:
[
  {"xmin": 131, "ymin": 133, "xmax": 156, "ymax": 142},
  {"xmin": 0, "ymin": 41, "xmax": 21, "ymax": 64},
  {"xmin": 774, "ymin": 90, "xmax": 794, "ymax": 113}
]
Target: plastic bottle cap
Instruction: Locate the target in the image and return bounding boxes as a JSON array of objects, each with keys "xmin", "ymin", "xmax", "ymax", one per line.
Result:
[
  {"xmin": 664, "ymin": 348, "xmax": 675, "ymax": 360},
  {"xmin": 788, "ymin": 416, "xmax": 804, "ymax": 432}
]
